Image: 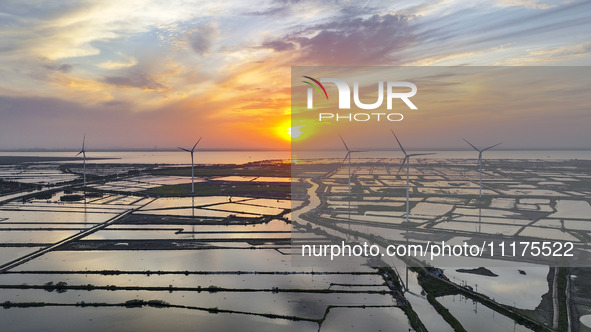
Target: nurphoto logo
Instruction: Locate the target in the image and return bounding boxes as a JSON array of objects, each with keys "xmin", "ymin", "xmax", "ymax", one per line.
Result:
[{"xmin": 303, "ymin": 76, "xmax": 418, "ymax": 122}]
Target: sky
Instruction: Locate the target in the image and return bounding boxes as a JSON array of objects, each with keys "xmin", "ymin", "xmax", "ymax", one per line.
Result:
[
  {"xmin": 0, "ymin": 0, "xmax": 590, "ymax": 151},
  {"xmin": 290, "ymin": 65, "xmax": 591, "ymax": 150}
]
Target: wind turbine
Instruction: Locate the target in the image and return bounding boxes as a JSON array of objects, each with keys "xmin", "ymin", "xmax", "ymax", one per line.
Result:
[
  {"xmin": 391, "ymin": 130, "xmax": 435, "ymax": 223},
  {"xmin": 340, "ymin": 135, "xmax": 365, "ymax": 194},
  {"xmin": 75, "ymin": 134, "xmax": 87, "ymax": 188},
  {"xmin": 178, "ymin": 137, "xmax": 202, "ymax": 194},
  {"xmin": 463, "ymin": 139, "xmax": 501, "ymax": 197}
]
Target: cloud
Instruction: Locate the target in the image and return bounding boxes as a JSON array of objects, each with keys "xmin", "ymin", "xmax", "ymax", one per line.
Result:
[
  {"xmin": 103, "ymin": 72, "xmax": 167, "ymax": 92},
  {"xmin": 0, "ymin": 94, "xmax": 180, "ymax": 150},
  {"xmin": 236, "ymin": 97, "xmax": 289, "ymax": 111},
  {"xmin": 498, "ymin": 42, "xmax": 591, "ymax": 65},
  {"xmin": 0, "ymin": 0, "xmax": 234, "ymax": 60},
  {"xmin": 413, "ymin": 1, "xmax": 591, "ymax": 54},
  {"xmin": 40, "ymin": 58, "xmax": 73, "ymax": 73},
  {"xmin": 496, "ymin": 0, "xmax": 556, "ymax": 9},
  {"xmin": 187, "ymin": 24, "xmax": 218, "ymax": 55},
  {"xmin": 245, "ymin": 0, "xmax": 377, "ymax": 18},
  {"xmin": 245, "ymin": 0, "xmax": 302, "ymax": 16},
  {"xmin": 246, "ymin": 6, "xmax": 291, "ymax": 17},
  {"xmin": 98, "ymin": 57, "xmax": 138, "ymax": 70},
  {"xmin": 101, "ymin": 99, "xmax": 130, "ymax": 108},
  {"xmin": 261, "ymin": 40, "xmax": 296, "ymax": 52},
  {"xmin": 0, "ymin": 90, "xmax": 291, "ymax": 150},
  {"xmin": 262, "ymin": 13, "xmax": 416, "ymax": 65}
]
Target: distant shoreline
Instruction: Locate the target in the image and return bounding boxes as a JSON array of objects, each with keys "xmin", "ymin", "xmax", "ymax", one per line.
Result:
[
  {"xmin": 1, "ymin": 149, "xmax": 590, "ymax": 152},
  {"xmin": 0, "ymin": 156, "xmax": 119, "ymax": 165}
]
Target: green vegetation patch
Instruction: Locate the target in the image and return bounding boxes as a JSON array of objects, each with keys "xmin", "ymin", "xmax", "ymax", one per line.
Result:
[
  {"xmin": 150, "ymin": 164, "xmax": 291, "ymax": 178},
  {"xmin": 414, "ymin": 269, "xmax": 459, "ymax": 297},
  {"xmin": 557, "ymin": 267, "xmax": 568, "ymax": 332},
  {"xmin": 145, "ymin": 181, "xmax": 296, "ymax": 199}
]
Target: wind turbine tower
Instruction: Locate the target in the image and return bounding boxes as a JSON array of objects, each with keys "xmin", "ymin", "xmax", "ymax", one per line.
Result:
[
  {"xmin": 463, "ymin": 139, "xmax": 501, "ymax": 198},
  {"xmin": 179, "ymin": 137, "xmax": 202, "ymax": 194},
  {"xmin": 391, "ymin": 130, "xmax": 435, "ymax": 223},
  {"xmin": 340, "ymin": 135, "xmax": 365, "ymax": 194},
  {"xmin": 75, "ymin": 134, "xmax": 87, "ymax": 188}
]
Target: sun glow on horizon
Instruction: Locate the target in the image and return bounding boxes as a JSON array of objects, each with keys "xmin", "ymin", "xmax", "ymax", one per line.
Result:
[
  {"xmin": 274, "ymin": 119, "xmax": 293, "ymax": 142},
  {"xmin": 288, "ymin": 126, "xmax": 303, "ymax": 138},
  {"xmin": 274, "ymin": 119, "xmax": 307, "ymax": 143}
]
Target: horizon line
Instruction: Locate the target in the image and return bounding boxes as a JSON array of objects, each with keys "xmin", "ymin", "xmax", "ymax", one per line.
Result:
[{"xmin": 2, "ymin": 148, "xmax": 591, "ymax": 153}]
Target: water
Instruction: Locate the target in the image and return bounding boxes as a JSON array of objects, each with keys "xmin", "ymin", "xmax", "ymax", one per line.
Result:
[
  {"xmin": 0, "ymin": 288, "xmax": 393, "ymax": 320},
  {"xmin": 548, "ymin": 200, "xmax": 591, "ymax": 219},
  {"xmin": 437, "ymin": 295, "xmax": 534, "ymax": 332},
  {"xmin": 0, "ymin": 247, "xmax": 44, "ymax": 265},
  {"xmin": 320, "ymin": 307, "xmax": 413, "ymax": 331},
  {"xmin": 2, "ymin": 150, "xmax": 591, "ymax": 166},
  {"xmin": 0, "ymin": 151, "xmax": 291, "ymax": 165},
  {"xmin": 442, "ymin": 263, "xmax": 549, "ymax": 309},
  {"xmin": 109, "ymin": 219, "xmax": 290, "ymax": 232},
  {"xmin": 12, "ymin": 249, "xmax": 373, "ymax": 273},
  {"xmin": 0, "ymin": 307, "xmax": 318, "ymax": 332}
]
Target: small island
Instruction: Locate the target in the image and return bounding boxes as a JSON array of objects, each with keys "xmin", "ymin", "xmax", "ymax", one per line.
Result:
[{"xmin": 456, "ymin": 267, "xmax": 498, "ymax": 277}]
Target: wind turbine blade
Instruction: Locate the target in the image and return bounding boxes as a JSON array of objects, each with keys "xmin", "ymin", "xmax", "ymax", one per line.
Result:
[
  {"xmin": 396, "ymin": 156, "xmax": 408, "ymax": 175},
  {"xmin": 339, "ymin": 135, "xmax": 350, "ymax": 152},
  {"xmin": 342, "ymin": 152, "xmax": 350, "ymax": 164},
  {"xmin": 75, "ymin": 151, "xmax": 82, "ymax": 157},
  {"xmin": 482, "ymin": 142, "xmax": 502, "ymax": 152},
  {"xmin": 178, "ymin": 147, "xmax": 191, "ymax": 152},
  {"xmin": 463, "ymin": 138, "xmax": 479, "ymax": 152},
  {"xmin": 391, "ymin": 130, "xmax": 407, "ymax": 156},
  {"xmin": 192, "ymin": 137, "xmax": 203, "ymax": 152},
  {"xmin": 81, "ymin": 134, "xmax": 86, "ymax": 151},
  {"xmin": 478, "ymin": 152, "xmax": 482, "ymax": 164}
]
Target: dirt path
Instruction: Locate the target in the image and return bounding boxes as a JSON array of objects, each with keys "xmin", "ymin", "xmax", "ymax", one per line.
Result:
[{"xmin": 553, "ymin": 267, "xmax": 559, "ymax": 329}]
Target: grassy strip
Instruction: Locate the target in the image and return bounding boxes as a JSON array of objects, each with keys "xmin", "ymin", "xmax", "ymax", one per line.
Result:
[
  {"xmin": 149, "ymin": 165, "xmax": 291, "ymax": 178},
  {"xmin": 413, "ymin": 269, "xmax": 466, "ymax": 332},
  {"xmin": 376, "ymin": 266, "xmax": 427, "ymax": 332},
  {"xmin": 6, "ymin": 270, "xmax": 377, "ymax": 275},
  {"xmin": 2, "ymin": 299, "xmax": 405, "ymax": 327},
  {"xmin": 426, "ymin": 293, "xmax": 467, "ymax": 332},
  {"xmin": 144, "ymin": 182, "xmax": 295, "ymax": 198},
  {"xmin": 1, "ymin": 299, "xmax": 319, "ymax": 323},
  {"xmin": 413, "ymin": 268, "xmax": 458, "ymax": 297},
  {"xmin": 557, "ymin": 267, "xmax": 568, "ymax": 332},
  {"xmin": 0, "ymin": 283, "xmax": 391, "ymax": 294},
  {"xmin": 400, "ymin": 305, "xmax": 425, "ymax": 332}
]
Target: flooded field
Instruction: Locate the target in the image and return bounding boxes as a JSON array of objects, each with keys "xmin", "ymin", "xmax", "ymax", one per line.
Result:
[
  {"xmin": 1, "ymin": 155, "xmax": 589, "ymax": 331},
  {"xmin": 293, "ymin": 156, "xmax": 591, "ymax": 331}
]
